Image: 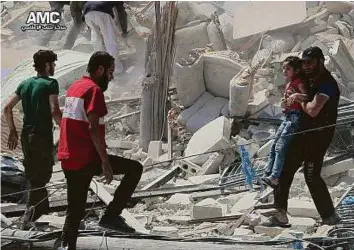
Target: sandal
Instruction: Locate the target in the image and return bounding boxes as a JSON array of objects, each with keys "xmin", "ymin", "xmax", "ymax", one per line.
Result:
[{"xmin": 261, "ymin": 215, "xmax": 291, "ymax": 228}]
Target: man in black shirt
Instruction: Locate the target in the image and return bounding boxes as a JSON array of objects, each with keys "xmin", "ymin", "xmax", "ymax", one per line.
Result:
[
  {"xmin": 82, "ymin": 1, "xmax": 128, "ymax": 75},
  {"xmin": 265, "ymin": 47, "xmax": 341, "ymax": 227}
]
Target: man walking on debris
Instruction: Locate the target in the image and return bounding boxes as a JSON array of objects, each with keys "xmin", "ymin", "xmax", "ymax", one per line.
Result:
[
  {"xmin": 82, "ymin": 1, "xmax": 128, "ymax": 75},
  {"xmin": 3, "ymin": 50, "xmax": 62, "ymax": 228},
  {"xmin": 264, "ymin": 46, "xmax": 341, "ymax": 227},
  {"xmin": 57, "ymin": 51, "xmax": 143, "ymax": 249}
]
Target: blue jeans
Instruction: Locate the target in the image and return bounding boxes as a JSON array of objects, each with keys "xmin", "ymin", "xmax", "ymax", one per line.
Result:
[{"xmin": 265, "ymin": 111, "xmax": 301, "ymax": 179}]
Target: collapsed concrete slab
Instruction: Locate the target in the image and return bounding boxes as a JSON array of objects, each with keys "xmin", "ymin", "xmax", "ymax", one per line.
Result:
[
  {"xmin": 199, "ymin": 152, "xmax": 224, "ymax": 175},
  {"xmin": 247, "ymin": 89, "xmax": 270, "ymax": 115},
  {"xmin": 329, "ymin": 39, "xmax": 354, "ymax": 82},
  {"xmin": 184, "ymin": 116, "xmax": 231, "ymax": 165}
]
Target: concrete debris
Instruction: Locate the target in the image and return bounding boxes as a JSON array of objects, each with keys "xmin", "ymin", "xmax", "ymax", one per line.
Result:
[
  {"xmin": 230, "ymin": 191, "xmax": 259, "ymax": 214},
  {"xmin": 334, "ymin": 21, "xmax": 351, "ymax": 38},
  {"xmin": 321, "ymin": 158, "xmax": 354, "ymax": 178},
  {"xmin": 165, "ymin": 194, "xmax": 192, "ymax": 210},
  {"xmin": 192, "ymin": 198, "xmax": 227, "ymax": 220},
  {"xmin": 233, "ymin": 228, "xmax": 254, "ymax": 238},
  {"xmin": 289, "ymin": 217, "xmax": 316, "ymax": 234},
  {"xmin": 329, "ymin": 39, "xmax": 354, "ymax": 82},
  {"xmin": 288, "ymin": 198, "xmax": 320, "ymax": 219},
  {"xmin": 148, "ymin": 141, "xmax": 163, "ymax": 160},
  {"xmin": 151, "ymin": 226, "xmax": 179, "ymax": 237},
  {"xmin": 254, "ymin": 225, "xmax": 285, "ymax": 238}
]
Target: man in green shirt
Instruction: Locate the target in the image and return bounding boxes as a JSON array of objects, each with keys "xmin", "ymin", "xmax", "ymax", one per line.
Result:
[{"xmin": 3, "ymin": 50, "xmax": 62, "ymax": 228}]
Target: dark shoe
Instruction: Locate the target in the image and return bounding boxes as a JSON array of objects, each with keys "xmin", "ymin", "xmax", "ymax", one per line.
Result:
[
  {"xmin": 99, "ymin": 214, "xmax": 135, "ymax": 234},
  {"xmin": 261, "ymin": 215, "xmax": 291, "ymax": 228},
  {"xmin": 322, "ymin": 212, "xmax": 341, "ymax": 225}
]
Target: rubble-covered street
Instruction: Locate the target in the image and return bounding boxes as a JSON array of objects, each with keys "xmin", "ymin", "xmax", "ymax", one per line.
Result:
[{"xmin": 1, "ymin": 1, "xmax": 354, "ymax": 250}]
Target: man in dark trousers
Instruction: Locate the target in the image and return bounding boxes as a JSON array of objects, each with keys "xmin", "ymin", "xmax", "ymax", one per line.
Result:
[
  {"xmin": 57, "ymin": 51, "xmax": 143, "ymax": 250},
  {"xmin": 3, "ymin": 50, "xmax": 62, "ymax": 228},
  {"xmin": 265, "ymin": 47, "xmax": 341, "ymax": 227}
]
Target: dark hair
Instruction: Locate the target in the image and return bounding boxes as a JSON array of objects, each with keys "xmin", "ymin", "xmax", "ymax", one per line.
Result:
[
  {"xmin": 87, "ymin": 51, "xmax": 115, "ymax": 74},
  {"xmin": 283, "ymin": 56, "xmax": 306, "ymax": 80},
  {"xmin": 33, "ymin": 50, "xmax": 57, "ymax": 72}
]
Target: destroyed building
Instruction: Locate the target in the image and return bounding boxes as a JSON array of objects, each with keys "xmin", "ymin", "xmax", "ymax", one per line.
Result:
[{"xmin": 1, "ymin": 1, "xmax": 354, "ymax": 249}]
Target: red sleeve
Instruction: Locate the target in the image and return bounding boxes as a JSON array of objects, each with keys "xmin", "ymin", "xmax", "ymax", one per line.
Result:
[{"xmin": 84, "ymin": 86, "xmax": 108, "ymax": 117}]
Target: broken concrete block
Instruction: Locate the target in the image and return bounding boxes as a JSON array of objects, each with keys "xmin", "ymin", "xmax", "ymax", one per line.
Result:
[
  {"xmin": 199, "ymin": 152, "xmax": 224, "ymax": 175},
  {"xmin": 312, "ymin": 225, "xmax": 335, "ymax": 237},
  {"xmin": 192, "ymin": 198, "xmax": 227, "ymax": 220},
  {"xmin": 179, "ymin": 159, "xmax": 202, "ymax": 176},
  {"xmin": 247, "ymin": 89, "xmax": 270, "ymax": 115},
  {"xmin": 330, "ymin": 39, "xmax": 354, "ymax": 82},
  {"xmin": 184, "ymin": 116, "xmax": 231, "ymax": 165},
  {"xmin": 288, "ymin": 198, "xmax": 319, "ymax": 219},
  {"xmin": 310, "ymin": 20, "xmax": 328, "ymax": 34},
  {"xmin": 142, "ymin": 157, "xmax": 153, "ymax": 168},
  {"xmin": 217, "ymin": 193, "xmax": 245, "ymax": 213},
  {"xmin": 230, "ymin": 191, "xmax": 259, "ymax": 214},
  {"xmin": 229, "ymin": 69, "xmax": 252, "ymax": 117},
  {"xmin": 321, "ymin": 158, "xmax": 354, "ymax": 178},
  {"xmin": 261, "ymin": 33, "xmax": 295, "ymax": 54},
  {"xmin": 330, "ymin": 182, "xmax": 349, "ymax": 198},
  {"xmin": 165, "ymin": 194, "xmax": 192, "ymax": 210},
  {"xmin": 245, "ymin": 211, "xmax": 262, "ymax": 227},
  {"xmin": 148, "ymin": 141, "xmax": 163, "ymax": 160},
  {"xmin": 348, "ymin": 168, "xmax": 354, "ymax": 177},
  {"xmin": 289, "ymin": 217, "xmax": 316, "ymax": 234},
  {"xmin": 36, "ymin": 214, "xmax": 65, "ymax": 229},
  {"xmin": 233, "ymin": 228, "xmax": 254, "ymax": 238},
  {"xmin": 167, "ymin": 215, "xmax": 191, "ymax": 224},
  {"xmin": 334, "ymin": 21, "xmax": 351, "ymax": 38},
  {"xmin": 301, "ymin": 35, "xmax": 317, "ymax": 50},
  {"xmin": 188, "ymin": 174, "xmax": 219, "ymax": 185},
  {"xmin": 134, "ymin": 214, "xmax": 153, "ymax": 226},
  {"xmin": 151, "ymin": 226, "xmax": 179, "ymax": 237},
  {"xmin": 254, "ymin": 225, "xmax": 285, "ymax": 238},
  {"xmin": 240, "ymin": 234, "xmax": 272, "ymax": 241}
]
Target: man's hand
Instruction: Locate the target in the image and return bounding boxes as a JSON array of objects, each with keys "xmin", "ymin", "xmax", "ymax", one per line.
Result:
[
  {"xmin": 7, "ymin": 129, "xmax": 18, "ymax": 150},
  {"xmin": 100, "ymin": 160, "xmax": 113, "ymax": 184}
]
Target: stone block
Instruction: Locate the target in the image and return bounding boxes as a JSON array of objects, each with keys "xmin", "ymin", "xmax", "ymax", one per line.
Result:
[
  {"xmin": 233, "ymin": 228, "xmax": 254, "ymax": 238},
  {"xmin": 321, "ymin": 158, "xmax": 354, "ymax": 178},
  {"xmin": 184, "ymin": 116, "xmax": 231, "ymax": 165},
  {"xmin": 199, "ymin": 152, "xmax": 224, "ymax": 175},
  {"xmin": 230, "ymin": 191, "xmax": 259, "ymax": 214},
  {"xmin": 142, "ymin": 157, "xmax": 153, "ymax": 168},
  {"xmin": 192, "ymin": 198, "xmax": 227, "ymax": 220},
  {"xmin": 216, "ymin": 193, "xmax": 245, "ymax": 213},
  {"xmin": 151, "ymin": 226, "xmax": 179, "ymax": 237},
  {"xmin": 165, "ymin": 194, "xmax": 192, "ymax": 210},
  {"xmin": 188, "ymin": 174, "xmax": 219, "ymax": 185},
  {"xmin": 330, "ymin": 39, "xmax": 354, "ymax": 82},
  {"xmin": 247, "ymin": 89, "xmax": 270, "ymax": 115},
  {"xmin": 179, "ymin": 159, "xmax": 202, "ymax": 176},
  {"xmin": 148, "ymin": 141, "xmax": 163, "ymax": 160},
  {"xmin": 254, "ymin": 225, "xmax": 285, "ymax": 238},
  {"xmin": 229, "ymin": 67, "xmax": 252, "ymax": 117},
  {"xmin": 289, "ymin": 217, "xmax": 316, "ymax": 234},
  {"xmin": 288, "ymin": 198, "xmax": 320, "ymax": 219}
]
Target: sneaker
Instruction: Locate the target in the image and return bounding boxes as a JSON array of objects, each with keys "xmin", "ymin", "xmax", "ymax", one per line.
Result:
[
  {"xmin": 99, "ymin": 214, "xmax": 135, "ymax": 233},
  {"xmin": 322, "ymin": 212, "xmax": 342, "ymax": 225}
]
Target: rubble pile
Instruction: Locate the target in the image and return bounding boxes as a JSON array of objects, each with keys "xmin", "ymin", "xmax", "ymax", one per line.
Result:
[{"xmin": 1, "ymin": 1, "xmax": 354, "ymax": 247}]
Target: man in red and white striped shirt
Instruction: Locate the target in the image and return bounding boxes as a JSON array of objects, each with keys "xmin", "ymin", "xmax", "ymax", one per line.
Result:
[{"xmin": 58, "ymin": 51, "xmax": 143, "ymax": 250}]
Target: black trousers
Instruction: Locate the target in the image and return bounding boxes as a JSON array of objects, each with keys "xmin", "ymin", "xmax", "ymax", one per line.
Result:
[
  {"xmin": 21, "ymin": 129, "xmax": 54, "ymax": 222},
  {"xmin": 61, "ymin": 155, "xmax": 143, "ymax": 249},
  {"xmin": 274, "ymin": 128, "xmax": 336, "ymax": 219}
]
